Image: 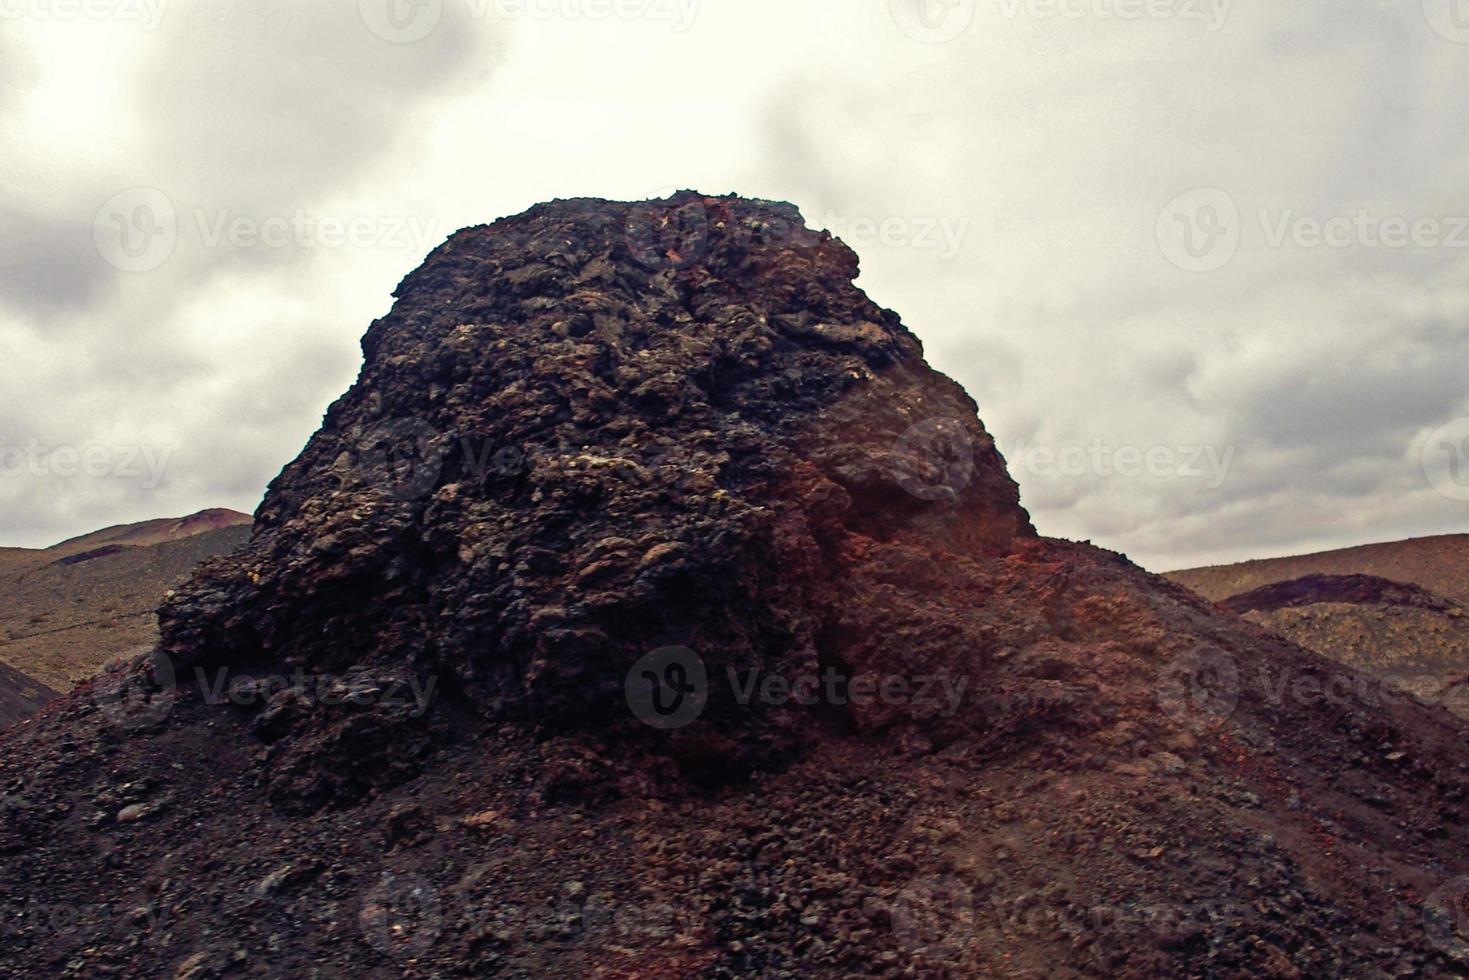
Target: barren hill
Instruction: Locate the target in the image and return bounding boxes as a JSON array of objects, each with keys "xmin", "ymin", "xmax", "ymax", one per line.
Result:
[
  {"xmin": 1169, "ymin": 534, "xmax": 1469, "ymax": 606},
  {"xmin": 3, "ymin": 196, "xmax": 1469, "ymax": 978},
  {"xmin": 0, "ymin": 513, "xmax": 252, "ymax": 692}
]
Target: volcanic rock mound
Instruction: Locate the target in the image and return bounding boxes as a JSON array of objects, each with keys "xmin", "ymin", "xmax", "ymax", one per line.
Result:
[
  {"xmin": 157, "ymin": 192, "xmax": 1032, "ymax": 801},
  {"xmin": 4, "ymin": 195, "xmax": 1469, "ymax": 978}
]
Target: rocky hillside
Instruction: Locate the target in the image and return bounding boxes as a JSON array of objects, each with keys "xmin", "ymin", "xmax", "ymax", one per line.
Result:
[
  {"xmin": 1209, "ymin": 574, "xmax": 1469, "ymax": 721},
  {"xmin": 0, "ymin": 514, "xmax": 252, "ymax": 692},
  {"xmin": 1170, "ymin": 534, "xmax": 1469, "ymax": 606},
  {"xmin": 0, "ymin": 660, "xmax": 56, "ymax": 731},
  {"xmin": 4, "ymin": 195, "xmax": 1469, "ymax": 978}
]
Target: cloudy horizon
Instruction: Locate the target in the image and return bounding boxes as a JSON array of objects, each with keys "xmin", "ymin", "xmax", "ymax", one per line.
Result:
[{"xmin": 2, "ymin": 0, "xmax": 1467, "ymax": 570}]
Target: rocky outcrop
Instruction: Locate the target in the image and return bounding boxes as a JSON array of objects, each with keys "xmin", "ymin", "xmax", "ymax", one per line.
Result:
[
  {"xmin": 4, "ymin": 195, "xmax": 1469, "ymax": 978},
  {"xmin": 157, "ymin": 193, "xmax": 1032, "ymax": 799},
  {"xmin": 0, "ymin": 661, "xmax": 54, "ymax": 730},
  {"xmin": 1221, "ymin": 574, "xmax": 1469, "ymax": 720},
  {"xmin": 1222, "ymin": 573, "xmax": 1463, "ymax": 616}
]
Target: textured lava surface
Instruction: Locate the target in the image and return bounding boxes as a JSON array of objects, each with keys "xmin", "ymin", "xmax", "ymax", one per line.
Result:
[{"xmin": 3, "ymin": 195, "xmax": 1469, "ymax": 978}]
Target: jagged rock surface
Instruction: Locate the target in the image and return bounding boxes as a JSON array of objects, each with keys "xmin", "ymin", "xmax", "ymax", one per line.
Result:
[{"xmin": 4, "ymin": 195, "xmax": 1469, "ymax": 978}]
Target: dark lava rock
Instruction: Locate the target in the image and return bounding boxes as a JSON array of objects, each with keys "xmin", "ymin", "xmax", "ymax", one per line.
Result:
[
  {"xmin": 0, "ymin": 660, "xmax": 56, "ymax": 731},
  {"xmin": 5, "ymin": 194, "xmax": 1469, "ymax": 979},
  {"xmin": 157, "ymin": 192, "xmax": 1032, "ymax": 797},
  {"xmin": 1223, "ymin": 574, "xmax": 1463, "ymax": 616}
]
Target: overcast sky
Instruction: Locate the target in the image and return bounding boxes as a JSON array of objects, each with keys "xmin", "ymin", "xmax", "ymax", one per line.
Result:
[{"xmin": 1, "ymin": 0, "xmax": 1467, "ymax": 569}]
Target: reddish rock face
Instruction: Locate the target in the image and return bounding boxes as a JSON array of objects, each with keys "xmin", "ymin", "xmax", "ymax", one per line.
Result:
[
  {"xmin": 7, "ymin": 196, "xmax": 1469, "ymax": 978},
  {"xmin": 158, "ymin": 193, "xmax": 1032, "ymax": 739}
]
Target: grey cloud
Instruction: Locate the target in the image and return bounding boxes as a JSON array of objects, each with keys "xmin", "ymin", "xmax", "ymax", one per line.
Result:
[
  {"xmin": 137, "ymin": 1, "xmax": 502, "ymax": 211},
  {"xmin": 0, "ymin": 208, "xmax": 109, "ymax": 318}
]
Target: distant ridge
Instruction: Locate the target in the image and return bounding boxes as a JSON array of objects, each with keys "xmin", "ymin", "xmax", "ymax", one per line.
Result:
[
  {"xmin": 0, "ymin": 508, "xmax": 252, "ymax": 576},
  {"xmin": 40, "ymin": 508, "xmax": 252, "ymax": 561},
  {"xmin": 0, "ymin": 510, "xmax": 253, "ymax": 691},
  {"xmin": 1171, "ymin": 537, "xmax": 1469, "ymax": 720},
  {"xmin": 1168, "ymin": 533, "xmax": 1469, "ymax": 606}
]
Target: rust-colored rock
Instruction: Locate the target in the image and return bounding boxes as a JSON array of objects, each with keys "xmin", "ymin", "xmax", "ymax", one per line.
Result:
[{"xmin": 3, "ymin": 195, "xmax": 1469, "ymax": 978}]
